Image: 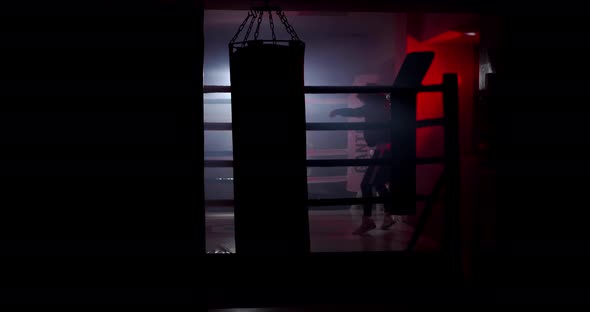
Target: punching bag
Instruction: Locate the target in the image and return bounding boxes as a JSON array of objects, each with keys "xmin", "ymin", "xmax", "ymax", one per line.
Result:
[{"xmin": 229, "ymin": 18, "xmax": 309, "ymax": 254}]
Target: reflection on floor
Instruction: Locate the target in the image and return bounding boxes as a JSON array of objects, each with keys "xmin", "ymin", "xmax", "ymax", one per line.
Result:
[{"xmin": 206, "ymin": 208, "xmax": 439, "ymax": 253}]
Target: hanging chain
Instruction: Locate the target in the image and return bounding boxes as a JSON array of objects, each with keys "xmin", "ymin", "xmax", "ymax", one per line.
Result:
[
  {"xmin": 231, "ymin": 6, "xmax": 301, "ymax": 45},
  {"xmin": 242, "ymin": 10, "xmax": 258, "ymax": 44},
  {"xmin": 230, "ymin": 11, "xmax": 254, "ymax": 44},
  {"xmin": 253, "ymin": 9, "xmax": 264, "ymax": 40},
  {"xmin": 276, "ymin": 9, "xmax": 300, "ymax": 41},
  {"xmin": 268, "ymin": 10, "xmax": 276, "ymax": 43}
]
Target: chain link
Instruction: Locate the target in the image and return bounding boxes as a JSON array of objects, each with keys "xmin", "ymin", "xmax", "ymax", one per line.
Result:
[
  {"xmin": 253, "ymin": 10, "xmax": 264, "ymax": 40},
  {"xmin": 229, "ymin": 11, "xmax": 253, "ymax": 44},
  {"xmin": 242, "ymin": 10, "xmax": 258, "ymax": 44},
  {"xmin": 268, "ymin": 10, "xmax": 276, "ymax": 43},
  {"xmin": 276, "ymin": 10, "xmax": 300, "ymax": 41},
  {"xmin": 231, "ymin": 8, "xmax": 301, "ymax": 45}
]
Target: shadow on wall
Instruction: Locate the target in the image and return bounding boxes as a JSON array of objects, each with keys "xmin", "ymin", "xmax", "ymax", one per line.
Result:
[{"xmin": 402, "ymin": 34, "xmax": 478, "ymax": 242}]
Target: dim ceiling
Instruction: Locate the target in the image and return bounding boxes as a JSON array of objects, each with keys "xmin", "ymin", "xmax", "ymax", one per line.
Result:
[{"xmin": 203, "ymin": 0, "xmax": 484, "ymax": 13}]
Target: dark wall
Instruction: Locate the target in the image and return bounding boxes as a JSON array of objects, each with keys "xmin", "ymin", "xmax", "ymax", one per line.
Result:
[
  {"xmin": 481, "ymin": 12, "xmax": 590, "ymax": 290},
  {"xmin": 1, "ymin": 0, "xmax": 204, "ymax": 303}
]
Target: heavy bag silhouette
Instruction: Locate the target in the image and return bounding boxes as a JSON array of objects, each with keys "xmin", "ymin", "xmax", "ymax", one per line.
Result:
[{"xmin": 229, "ymin": 40, "xmax": 309, "ymax": 254}]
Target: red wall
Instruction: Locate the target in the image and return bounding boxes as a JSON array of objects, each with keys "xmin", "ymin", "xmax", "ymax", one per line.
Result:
[
  {"xmin": 408, "ymin": 32, "xmax": 477, "ymax": 159},
  {"xmin": 407, "ymin": 32, "xmax": 479, "ymax": 248}
]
